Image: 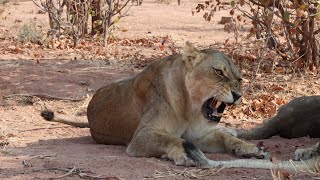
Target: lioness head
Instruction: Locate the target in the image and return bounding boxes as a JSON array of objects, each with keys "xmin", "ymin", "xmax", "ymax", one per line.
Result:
[{"xmin": 183, "ymin": 42, "xmax": 242, "ymax": 123}]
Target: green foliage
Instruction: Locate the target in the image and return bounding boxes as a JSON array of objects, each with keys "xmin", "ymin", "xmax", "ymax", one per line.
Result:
[
  {"xmin": 283, "ymin": 11, "xmax": 290, "ymax": 22},
  {"xmin": 230, "ymin": 0, "xmax": 236, "ymax": 8},
  {"xmin": 18, "ymin": 24, "xmax": 43, "ymax": 44}
]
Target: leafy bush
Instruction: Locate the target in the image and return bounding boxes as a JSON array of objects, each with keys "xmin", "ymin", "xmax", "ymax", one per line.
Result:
[
  {"xmin": 195, "ymin": 0, "xmax": 320, "ymax": 71},
  {"xmin": 18, "ymin": 24, "xmax": 43, "ymax": 44}
]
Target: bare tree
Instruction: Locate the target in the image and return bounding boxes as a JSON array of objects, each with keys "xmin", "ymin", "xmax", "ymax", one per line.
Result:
[
  {"xmin": 33, "ymin": 0, "xmax": 131, "ymax": 47},
  {"xmin": 195, "ymin": 0, "xmax": 320, "ymax": 71}
]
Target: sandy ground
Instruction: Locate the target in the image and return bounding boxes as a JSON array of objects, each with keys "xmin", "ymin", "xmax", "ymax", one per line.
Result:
[{"xmin": 1, "ymin": 0, "xmax": 320, "ymax": 179}]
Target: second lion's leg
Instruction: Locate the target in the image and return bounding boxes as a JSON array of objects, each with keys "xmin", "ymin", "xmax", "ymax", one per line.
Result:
[{"xmin": 294, "ymin": 142, "xmax": 320, "ymax": 160}]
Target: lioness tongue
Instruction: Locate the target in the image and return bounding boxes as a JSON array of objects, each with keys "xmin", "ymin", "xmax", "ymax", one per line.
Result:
[{"xmin": 211, "ymin": 108, "xmax": 218, "ymax": 116}]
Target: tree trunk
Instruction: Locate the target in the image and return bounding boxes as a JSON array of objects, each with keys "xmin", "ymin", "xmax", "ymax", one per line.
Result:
[
  {"xmin": 91, "ymin": 0, "xmax": 103, "ymax": 35},
  {"xmin": 103, "ymin": 0, "xmax": 112, "ymax": 46}
]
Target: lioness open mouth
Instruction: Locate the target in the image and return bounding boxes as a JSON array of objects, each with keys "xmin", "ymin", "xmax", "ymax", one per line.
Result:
[{"xmin": 202, "ymin": 97, "xmax": 227, "ymax": 122}]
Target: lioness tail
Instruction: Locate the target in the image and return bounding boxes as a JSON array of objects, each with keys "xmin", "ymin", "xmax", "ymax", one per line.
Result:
[{"xmin": 40, "ymin": 109, "xmax": 89, "ymax": 128}]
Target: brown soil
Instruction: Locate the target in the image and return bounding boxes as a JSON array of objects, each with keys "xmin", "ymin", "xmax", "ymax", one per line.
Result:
[{"xmin": 0, "ymin": 0, "xmax": 320, "ymax": 179}]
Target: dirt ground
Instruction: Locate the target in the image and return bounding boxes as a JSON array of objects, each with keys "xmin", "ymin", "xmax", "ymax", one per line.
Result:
[{"xmin": 1, "ymin": 0, "xmax": 320, "ymax": 179}]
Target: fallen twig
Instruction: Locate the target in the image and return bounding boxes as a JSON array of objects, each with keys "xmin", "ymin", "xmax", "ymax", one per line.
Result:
[
  {"xmin": 51, "ymin": 166, "xmax": 76, "ymax": 179},
  {"xmin": 32, "ymin": 167, "xmax": 113, "ymax": 179},
  {"xmin": 22, "ymin": 154, "xmax": 57, "ymax": 168},
  {"xmin": 3, "ymin": 93, "xmax": 86, "ymax": 102},
  {"xmin": 22, "ymin": 159, "xmax": 33, "ymax": 167},
  {"xmin": 18, "ymin": 126, "xmax": 72, "ymax": 133},
  {"xmin": 145, "ymin": 166, "xmax": 224, "ymax": 179}
]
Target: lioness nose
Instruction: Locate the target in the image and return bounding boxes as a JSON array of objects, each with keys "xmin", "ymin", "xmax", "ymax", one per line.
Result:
[{"xmin": 232, "ymin": 92, "xmax": 241, "ymax": 102}]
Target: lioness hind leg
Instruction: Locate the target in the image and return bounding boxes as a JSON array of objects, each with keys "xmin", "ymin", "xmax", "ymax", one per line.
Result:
[
  {"xmin": 194, "ymin": 130, "xmax": 268, "ymax": 159},
  {"xmin": 294, "ymin": 142, "xmax": 320, "ymax": 160},
  {"xmin": 126, "ymin": 129, "xmax": 211, "ymax": 167}
]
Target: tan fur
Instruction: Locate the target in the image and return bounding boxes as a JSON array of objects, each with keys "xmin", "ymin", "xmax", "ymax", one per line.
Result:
[{"xmin": 43, "ymin": 42, "xmax": 267, "ymax": 167}]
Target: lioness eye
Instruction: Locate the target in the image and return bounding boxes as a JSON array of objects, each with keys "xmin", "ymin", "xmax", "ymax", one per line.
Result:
[{"xmin": 214, "ymin": 68, "xmax": 224, "ymax": 76}]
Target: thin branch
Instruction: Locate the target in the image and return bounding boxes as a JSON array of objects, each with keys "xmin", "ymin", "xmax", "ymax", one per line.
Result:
[
  {"xmin": 314, "ymin": 28, "xmax": 320, "ymax": 35},
  {"xmin": 113, "ymin": 0, "xmax": 131, "ymax": 15},
  {"xmin": 3, "ymin": 93, "xmax": 86, "ymax": 102},
  {"xmin": 32, "ymin": 0, "xmax": 47, "ymax": 11},
  {"xmin": 51, "ymin": 167, "xmax": 76, "ymax": 179},
  {"xmin": 32, "ymin": 167, "xmax": 108, "ymax": 179},
  {"xmin": 236, "ymin": 6, "xmax": 266, "ymax": 26},
  {"xmin": 247, "ymin": 0, "xmax": 304, "ymax": 35}
]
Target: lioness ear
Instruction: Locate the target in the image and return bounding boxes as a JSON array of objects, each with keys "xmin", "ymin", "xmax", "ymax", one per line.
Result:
[{"xmin": 182, "ymin": 41, "xmax": 203, "ymax": 66}]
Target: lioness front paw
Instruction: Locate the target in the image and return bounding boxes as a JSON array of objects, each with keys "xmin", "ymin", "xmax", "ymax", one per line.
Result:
[
  {"xmin": 294, "ymin": 148, "xmax": 319, "ymax": 161},
  {"xmin": 166, "ymin": 143, "xmax": 197, "ymax": 167},
  {"xmin": 165, "ymin": 151, "xmax": 197, "ymax": 167},
  {"xmin": 232, "ymin": 143, "xmax": 269, "ymax": 159},
  {"xmin": 167, "ymin": 141, "xmax": 211, "ymax": 167},
  {"xmin": 173, "ymin": 154, "xmax": 196, "ymax": 166}
]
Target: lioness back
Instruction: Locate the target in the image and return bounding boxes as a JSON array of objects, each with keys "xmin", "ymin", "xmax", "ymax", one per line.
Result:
[
  {"xmin": 87, "ymin": 78, "xmax": 136, "ymax": 145},
  {"xmin": 87, "ymin": 56, "xmax": 177, "ymax": 145}
]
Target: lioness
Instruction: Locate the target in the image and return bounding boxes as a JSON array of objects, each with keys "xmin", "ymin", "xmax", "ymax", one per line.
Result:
[{"xmin": 41, "ymin": 42, "xmax": 267, "ymax": 168}]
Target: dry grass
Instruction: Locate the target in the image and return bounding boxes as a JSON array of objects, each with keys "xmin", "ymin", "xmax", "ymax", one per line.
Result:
[
  {"xmin": 145, "ymin": 166, "xmax": 224, "ymax": 179},
  {"xmin": 293, "ymin": 160, "xmax": 320, "ymax": 178},
  {"xmin": 270, "ymin": 159, "xmax": 320, "ymax": 180},
  {"xmin": 73, "ymin": 94, "xmax": 91, "ymax": 116}
]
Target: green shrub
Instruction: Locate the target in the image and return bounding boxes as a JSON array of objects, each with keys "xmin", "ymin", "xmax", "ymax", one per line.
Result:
[{"xmin": 18, "ymin": 24, "xmax": 43, "ymax": 44}]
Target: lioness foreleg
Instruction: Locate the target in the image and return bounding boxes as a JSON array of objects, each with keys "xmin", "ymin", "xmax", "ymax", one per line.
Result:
[
  {"xmin": 193, "ymin": 129, "xmax": 267, "ymax": 158},
  {"xmin": 126, "ymin": 128, "xmax": 212, "ymax": 167}
]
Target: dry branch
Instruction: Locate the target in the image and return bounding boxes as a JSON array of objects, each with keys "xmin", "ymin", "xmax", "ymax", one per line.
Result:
[
  {"xmin": 3, "ymin": 93, "xmax": 86, "ymax": 102},
  {"xmin": 195, "ymin": 0, "xmax": 320, "ymax": 71},
  {"xmin": 32, "ymin": 0, "xmax": 132, "ymax": 47}
]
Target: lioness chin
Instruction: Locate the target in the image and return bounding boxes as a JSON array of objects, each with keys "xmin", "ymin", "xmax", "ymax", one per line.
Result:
[{"xmin": 41, "ymin": 42, "xmax": 268, "ymax": 168}]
